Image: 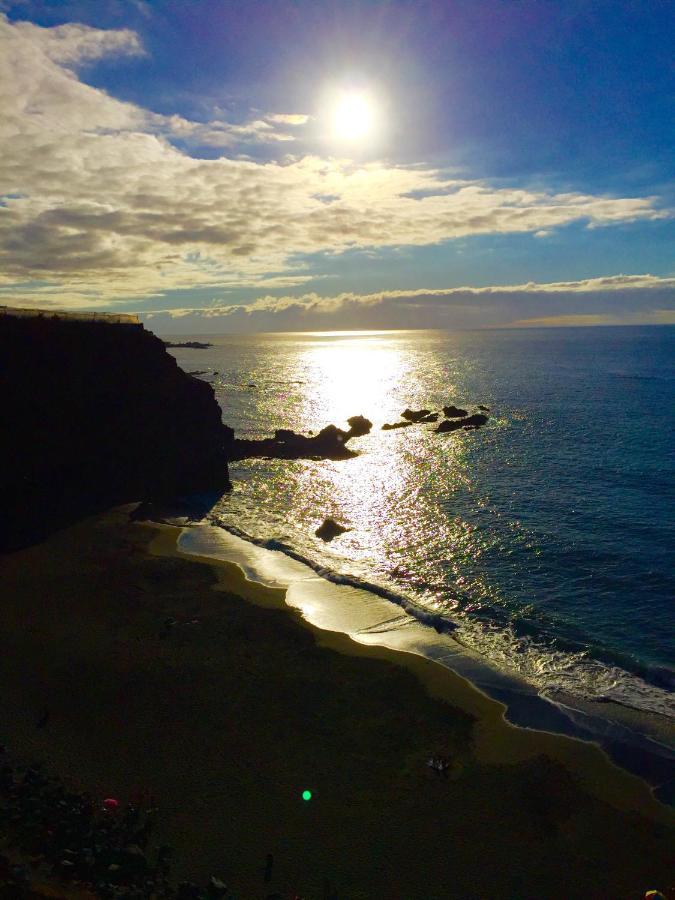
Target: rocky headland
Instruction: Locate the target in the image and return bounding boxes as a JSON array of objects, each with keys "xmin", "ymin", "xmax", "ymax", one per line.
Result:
[
  {"xmin": 1, "ymin": 309, "xmax": 229, "ymax": 552},
  {"xmin": 162, "ymin": 340, "xmax": 212, "ymax": 349}
]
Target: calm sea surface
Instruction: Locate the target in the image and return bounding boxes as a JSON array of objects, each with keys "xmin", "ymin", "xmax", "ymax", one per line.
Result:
[{"xmin": 165, "ymin": 327, "xmax": 675, "ymax": 733}]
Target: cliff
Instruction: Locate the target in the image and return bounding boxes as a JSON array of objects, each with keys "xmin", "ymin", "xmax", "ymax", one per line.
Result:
[{"xmin": 0, "ymin": 308, "xmax": 230, "ymax": 551}]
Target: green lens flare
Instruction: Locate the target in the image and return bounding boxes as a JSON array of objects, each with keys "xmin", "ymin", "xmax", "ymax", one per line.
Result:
[{"xmin": 302, "ymin": 789, "xmax": 312, "ymax": 801}]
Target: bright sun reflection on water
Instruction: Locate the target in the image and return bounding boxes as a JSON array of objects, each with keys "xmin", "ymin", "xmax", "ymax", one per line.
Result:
[
  {"xmin": 215, "ymin": 331, "xmax": 486, "ymax": 612},
  {"xmin": 288, "ymin": 334, "xmax": 475, "ymax": 589},
  {"xmin": 299, "ymin": 334, "xmax": 409, "ymax": 426}
]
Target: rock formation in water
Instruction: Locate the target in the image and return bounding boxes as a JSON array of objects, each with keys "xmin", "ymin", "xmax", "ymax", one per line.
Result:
[
  {"xmin": 383, "ymin": 410, "xmax": 439, "ymax": 429},
  {"xmin": 226, "ymin": 415, "xmax": 373, "ymax": 461},
  {"xmin": 443, "ymin": 405, "xmax": 468, "ymax": 418},
  {"xmin": 382, "ymin": 420, "xmax": 414, "ymax": 430},
  {"xmin": 401, "ymin": 408, "xmax": 432, "ymax": 422},
  {"xmin": 315, "ymin": 518, "xmax": 350, "ymax": 541},
  {"xmin": 1, "ymin": 309, "xmax": 229, "ymax": 551},
  {"xmin": 163, "ymin": 340, "xmax": 212, "ymax": 349},
  {"xmin": 436, "ymin": 413, "xmax": 488, "ymax": 433}
]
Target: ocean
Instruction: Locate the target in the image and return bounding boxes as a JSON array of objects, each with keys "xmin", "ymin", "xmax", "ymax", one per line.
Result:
[{"xmin": 164, "ymin": 326, "xmax": 675, "ymax": 793}]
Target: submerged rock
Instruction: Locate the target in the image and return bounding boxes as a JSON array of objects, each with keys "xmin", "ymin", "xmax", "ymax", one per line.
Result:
[
  {"xmin": 315, "ymin": 518, "xmax": 350, "ymax": 542},
  {"xmin": 443, "ymin": 405, "xmax": 468, "ymax": 418}
]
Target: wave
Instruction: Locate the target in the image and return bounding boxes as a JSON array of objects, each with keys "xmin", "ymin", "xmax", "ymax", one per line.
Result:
[
  {"xmin": 211, "ymin": 522, "xmax": 461, "ymax": 632},
  {"xmin": 210, "ymin": 519, "xmax": 675, "ymax": 721}
]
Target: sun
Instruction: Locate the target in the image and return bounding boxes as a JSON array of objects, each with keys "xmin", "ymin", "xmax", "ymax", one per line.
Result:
[{"xmin": 332, "ymin": 91, "xmax": 374, "ymax": 142}]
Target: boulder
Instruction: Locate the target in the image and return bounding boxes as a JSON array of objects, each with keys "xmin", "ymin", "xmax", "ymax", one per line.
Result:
[
  {"xmin": 436, "ymin": 418, "xmax": 465, "ymax": 434},
  {"xmin": 315, "ymin": 518, "xmax": 350, "ymax": 542},
  {"xmin": 436, "ymin": 413, "xmax": 488, "ymax": 433},
  {"xmin": 346, "ymin": 414, "xmax": 373, "ymax": 437},
  {"xmin": 401, "ymin": 408, "xmax": 433, "ymax": 422},
  {"xmin": 443, "ymin": 405, "xmax": 468, "ymax": 418}
]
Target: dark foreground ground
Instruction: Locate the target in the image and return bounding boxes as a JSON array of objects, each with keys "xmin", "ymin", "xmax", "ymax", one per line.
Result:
[{"xmin": 0, "ymin": 508, "xmax": 673, "ymax": 899}]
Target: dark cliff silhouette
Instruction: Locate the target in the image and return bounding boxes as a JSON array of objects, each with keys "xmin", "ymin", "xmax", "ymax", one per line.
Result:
[{"xmin": 1, "ymin": 309, "xmax": 229, "ymax": 551}]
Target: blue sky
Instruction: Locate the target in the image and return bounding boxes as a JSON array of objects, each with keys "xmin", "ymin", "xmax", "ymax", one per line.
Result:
[{"xmin": 1, "ymin": 0, "xmax": 674, "ymax": 330}]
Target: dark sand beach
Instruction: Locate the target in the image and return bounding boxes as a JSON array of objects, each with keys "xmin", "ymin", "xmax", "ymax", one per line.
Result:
[{"xmin": 1, "ymin": 506, "xmax": 673, "ymax": 899}]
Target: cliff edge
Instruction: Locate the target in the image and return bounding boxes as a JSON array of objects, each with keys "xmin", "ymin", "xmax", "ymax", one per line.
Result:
[{"xmin": 1, "ymin": 308, "xmax": 229, "ymax": 551}]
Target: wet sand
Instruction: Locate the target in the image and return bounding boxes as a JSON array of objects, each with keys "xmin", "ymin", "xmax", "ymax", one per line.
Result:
[{"xmin": 0, "ymin": 506, "xmax": 673, "ymax": 899}]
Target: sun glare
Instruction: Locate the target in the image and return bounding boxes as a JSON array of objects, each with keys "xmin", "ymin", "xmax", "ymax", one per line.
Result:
[{"xmin": 332, "ymin": 91, "xmax": 374, "ymax": 142}]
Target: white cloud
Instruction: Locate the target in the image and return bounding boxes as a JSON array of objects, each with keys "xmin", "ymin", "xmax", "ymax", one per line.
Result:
[
  {"xmin": 139, "ymin": 274, "xmax": 675, "ymax": 333},
  {"xmin": 0, "ymin": 14, "xmax": 671, "ymax": 311},
  {"xmin": 12, "ymin": 17, "xmax": 144, "ymax": 66},
  {"xmin": 266, "ymin": 113, "xmax": 311, "ymax": 125}
]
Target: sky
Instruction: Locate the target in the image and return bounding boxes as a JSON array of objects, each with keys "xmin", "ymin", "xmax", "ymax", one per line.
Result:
[{"xmin": 1, "ymin": 0, "xmax": 674, "ymax": 332}]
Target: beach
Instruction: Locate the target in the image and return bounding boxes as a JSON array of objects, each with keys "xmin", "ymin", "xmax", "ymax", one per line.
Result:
[{"xmin": 1, "ymin": 505, "xmax": 673, "ymax": 899}]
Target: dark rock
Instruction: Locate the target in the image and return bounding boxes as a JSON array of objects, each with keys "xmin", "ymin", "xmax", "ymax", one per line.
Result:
[
  {"xmin": 436, "ymin": 419, "xmax": 464, "ymax": 433},
  {"xmin": 1, "ymin": 310, "xmax": 230, "ymax": 551},
  {"xmin": 383, "ymin": 411, "xmax": 438, "ymax": 429},
  {"xmin": 401, "ymin": 408, "xmax": 432, "ymax": 422},
  {"xmin": 443, "ymin": 405, "xmax": 468, "ymax": 418},
  {"xmin": 226, "ymin": 416, "xmax": 372, "ymax": 462},
  {"xmin": 436, "ymin": 413, "xmax": 488, "ymax": 433},
  {"xmin": 478, "ymin": 404, "xmax": 490, "ymax": 411},
  {"xmin": 163, "ymin": 340, "xmax": 212, "ymax": 349},
  {"xmin": 274, "ymin": 429, "xmax": 297, "ymax": 442},
  {"xmin": 382, "ymin": 420, "xmax": 414, "ymax": 430},
  {"xmin": 346, "ymin": 414, "xmax": 372, "ymax": 437},
  {"xmin": 315, "ymin": 518, "xmax": 349, "ymax": 542}
]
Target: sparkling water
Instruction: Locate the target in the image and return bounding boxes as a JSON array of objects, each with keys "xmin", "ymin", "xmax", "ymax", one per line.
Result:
[{"xmin": 165, "ymin": 327, "xmax": 675, "ymax": 736}]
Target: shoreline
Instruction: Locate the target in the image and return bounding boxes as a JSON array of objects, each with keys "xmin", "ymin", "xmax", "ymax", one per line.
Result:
[
  {"xmin": 171, "ymin": 518, "xmax": 675, "ymax": 804},
  {"xmin": 159, "ymin": 520, "xmax": 674, "ymax": 822},
  {"xmin": 1, "ymin": 506, "xmax": 674, "ymax": 898}
]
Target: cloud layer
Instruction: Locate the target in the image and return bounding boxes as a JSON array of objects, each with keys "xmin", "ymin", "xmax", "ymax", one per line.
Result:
[
  {"xmin": 141, "ymin": 274, "xmax": 675, "ymax": 333},
  {"xmin": 1, "ymin": 14, "xmax": 671, "ymax": 312}
]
